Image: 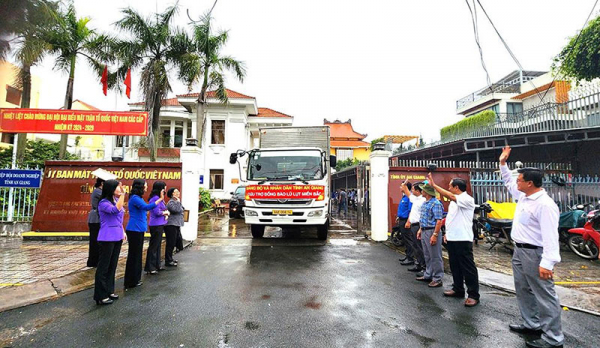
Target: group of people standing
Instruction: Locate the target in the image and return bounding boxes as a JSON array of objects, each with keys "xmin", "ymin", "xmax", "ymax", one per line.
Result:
[
  {"xmin": 87, "ymin": 178, "xmax": 185, "ymax": 305},
  {"xmin": 396, "ymin": 175, "xmax": 479, "ymax": 307},
  {"xmin": 393, "ymin": 146, "xmax": 564, "ymax": 348}
]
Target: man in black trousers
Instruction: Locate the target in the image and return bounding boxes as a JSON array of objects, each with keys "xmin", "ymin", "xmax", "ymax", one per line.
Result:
[{"xmin": 427, "ymin": 173, "xmax": 480, "ymax": 307}]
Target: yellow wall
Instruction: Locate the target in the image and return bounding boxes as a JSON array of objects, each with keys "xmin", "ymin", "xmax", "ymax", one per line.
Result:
[
  {"xmin": 0, "ymin": 61, "xmax": 41, "ymax": 146},
  {"xmin": 353, "ymin": 147, "xmax": 371, "ymax": 161},
  {"xmin": 331, "ymin": 147, "xmax": 371, "ymax": 161}
]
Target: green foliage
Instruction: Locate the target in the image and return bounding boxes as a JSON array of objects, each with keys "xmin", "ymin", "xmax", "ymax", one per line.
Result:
[
  {"xmin": 335, "ymin": 158, "xmax": 360, "ymax": 171},
  {"xmin": 440, "ymin": 110, "xmax": 496, "ymax": 141},
  {"xmin": 370, "ymin": 137, "xmax": 384, "ymax": 151},
  {"xmin": 198, "ymin": 187, "xmax": 212, "ymax": 211},
  {"xmin": 0, "ymin": 140, "xmax": 78, "ymax": 169},
  {"xmin": 553, "ymin": 16, "xmax": 600, "ymax": 81}
]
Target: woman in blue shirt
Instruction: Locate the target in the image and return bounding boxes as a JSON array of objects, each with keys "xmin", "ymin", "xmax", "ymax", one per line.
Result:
[{"xmin": 124, "ymin": 179, "xmax": 164, "ymax": 289}]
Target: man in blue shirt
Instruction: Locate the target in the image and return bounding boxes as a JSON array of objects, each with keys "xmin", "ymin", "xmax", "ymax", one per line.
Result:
[
  {"xmin": 416, "ymin": 182, "xmax": 445, "ymax": 288},
  {"xmin": 396, "ymin": 182, "xmax": 414, "ymax": 266}
]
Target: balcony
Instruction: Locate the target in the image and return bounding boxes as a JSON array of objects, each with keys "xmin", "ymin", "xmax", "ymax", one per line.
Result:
[
  {"xmin": 401, "ymin": 90, "xmax": 600, "ymax": 155},
  {"xmin": 456, "ymin": 83, "xmax": 521, "ymax": 110}
]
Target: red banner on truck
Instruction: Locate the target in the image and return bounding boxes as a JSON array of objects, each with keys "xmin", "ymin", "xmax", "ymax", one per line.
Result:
[
  {"xmin": 0, "ymin": 108, "xmax": 148, "ymax": 136},
  {"xmin": 245, "ymin": 185, "xmax": 325, "ymax": 200}
]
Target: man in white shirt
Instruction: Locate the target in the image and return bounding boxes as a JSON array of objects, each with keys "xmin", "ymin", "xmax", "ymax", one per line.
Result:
[
  {"xmin": 427, "ymin": 173, "xmax": 479, "ymax": 307},
  {"xmin": 400, "ymin": 181, "xmax": 426, "ymax": 273},
  {"xmin": 500, "ymin": 146, "xmax": 563, "ymax": 348}
]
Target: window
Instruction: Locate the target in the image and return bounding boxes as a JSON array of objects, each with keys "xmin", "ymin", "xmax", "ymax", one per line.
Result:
[
  {"xmin": 336, "ymin": 148, "xmax": 353, "ymax": 161},
  {"xmin": 211, "ymin": 120, "xmax": 225, "ymax": 144},
  {"xmin": 507, "ymin": 102, "xmax": 523, "ymax": 115},
  {"xmin": 210, "ymin": 169, "xmax": 224, "ymax": 190},
  {"xmin": 5, "ymin": 85, "xmax": 21, "ymax": 105},
  {"xmin": 1, "ymin": 133, "xmax": 15, "ymax": 144},
  {"xmin": 186, "ymin": 121, "xmax": 193, "ymax": 141},
  {"xmin": 116, "ymin": 136, "xmax": 129, "ymax": 147},
  {"xmin": 174, "ymin": 121, "xmax": 183, "ymax": 148}
]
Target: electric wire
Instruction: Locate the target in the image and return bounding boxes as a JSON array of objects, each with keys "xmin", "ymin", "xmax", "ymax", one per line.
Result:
[{"xmin": 464, "ymin": 0, "xmax": 493, "ymax": 94}]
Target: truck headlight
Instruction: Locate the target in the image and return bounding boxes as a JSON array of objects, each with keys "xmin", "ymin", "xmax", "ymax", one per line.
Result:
[
  {"xmin": 245, "ymin": 210, "xmax": 258, "ymax": 217},
  {"xmin": 308, "ymin": 210, "xmax": 323, "ymax": 217}
]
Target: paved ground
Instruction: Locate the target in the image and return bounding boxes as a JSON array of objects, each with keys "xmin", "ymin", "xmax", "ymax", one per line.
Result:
[
  {"xmin": 0, "ymin": 239, "xmax": 149, "ymax": 289},
  {"xmin": 1, "ymin": 213, "xmax": 599, "ymax": 347}
]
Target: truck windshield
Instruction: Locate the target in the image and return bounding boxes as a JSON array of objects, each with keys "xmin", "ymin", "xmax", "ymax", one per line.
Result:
[{"xmin": 248, "ymin": 150, "xmax": 324, "ymax": 181}]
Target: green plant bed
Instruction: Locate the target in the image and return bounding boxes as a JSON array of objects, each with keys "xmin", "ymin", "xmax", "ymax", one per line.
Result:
[{"xmin": 440, "ymin": 110, "xmax": 496, "ymax": 141}]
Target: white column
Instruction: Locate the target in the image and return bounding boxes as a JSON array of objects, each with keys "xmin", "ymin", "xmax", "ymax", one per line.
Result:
[
  {"xmin": 182, "ymin": 120, "xmax": 188, "ymax": 141},
  {"xmin": 180, "ymin": 145, "xmax": 203, "ymax": 241},
  {"xmin": 169, "ymin": 120, "xmax": 175, "ymax": 148},
  {"xmin": 191, "ymin": 120, "xmax": 197, "ymax": 138},
  {"xmin": 369, "ymin": 149, "xmax": 391, "ymax": 242}
]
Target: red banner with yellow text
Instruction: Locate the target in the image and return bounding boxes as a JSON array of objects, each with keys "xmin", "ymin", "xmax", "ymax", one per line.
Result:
[
  {"xmin": 245, "ymin": 185, "xmax": 325, "ymax": 200},
  {"xmin": 0, "ymin": 108, "xmax": 148, "ymax": 136}
]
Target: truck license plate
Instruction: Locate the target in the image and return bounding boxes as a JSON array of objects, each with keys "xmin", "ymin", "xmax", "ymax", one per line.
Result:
[{"xmin": 272, "ymin": 210, "xmax": 293, "ymax": 215}]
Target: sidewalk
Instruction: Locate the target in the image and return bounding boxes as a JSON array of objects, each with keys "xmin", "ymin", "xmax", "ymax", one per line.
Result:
[{"xmin": 0, "ymin": 237, "xmax": 192, "ymax": 313}]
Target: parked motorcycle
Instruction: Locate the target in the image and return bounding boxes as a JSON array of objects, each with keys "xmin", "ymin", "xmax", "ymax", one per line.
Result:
[
  {"xmin": 558, "ymin": 203, "xmax": 589, "ymax": 253},
  {"xmin": 475, "ymin": 203, "xmax": 514, "ymax": 252},
  {"xmin": 567, "ymin": 203, "xmax": 600, "ymax": 260}
]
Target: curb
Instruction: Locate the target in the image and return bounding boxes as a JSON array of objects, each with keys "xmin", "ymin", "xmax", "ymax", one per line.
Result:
[
  {"xmin": 382, "ymin": 241, "xmax": 600, "ymax": 317},
  {"xmin": 0, "ymin": 240, "xmax": 194, "ymax": 313}
]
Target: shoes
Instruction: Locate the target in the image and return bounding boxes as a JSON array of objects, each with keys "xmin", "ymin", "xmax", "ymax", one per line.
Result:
[
  {"xmin": 398, "ymin": 256, "xmax": 407, "ymax": 262},
  {"xmin": 509, "ymin": 324, "xmax": 543, "ymax": 335},
  {"xmin": 428, "ymin": 281, "xmax": 443, "ymax": 288},
  {"xmin": 464, "ymin": 298, "xmax": 479, "ymax": 307},
  {"xmin": 146, "ymin": 270, "xmax": 158, "ymax": 275},
  {"xmin": 109, "ymin": 293, "xmax": 119, "ymax": 300},
  {"xmin": 443, "ymin": 289, "xmax": 465, "ymax": 298},
  {"xmin": 400, "ymin": 259, "xmax": 415, "ymax": 266},
  {"xmin": 407, "ymin": 266, "xmax": 421, "ymax": 272},
  {"xmin": 525, "ymin": 338, "xmax": 562, "ymax": 348},
  {"xmin": 158, "ymin": 267, "xmax": 166, "ymax": 271},
  {"xmin": 166, "ymin": 262, "xmax": 178, "ymax": 267},
  {"xmin": 416, "ymin": 276, "xmax": 432, "ymax": 282},
  {"xmin": 125, "ymin": 281, "xmax": 143, "ymax": 290},
  {"xmin": 415, "ymin": 272, "xmax": 424, "ymax": 278},
  {"xmin": 96, "ymin": 298, "xmax": 113, "ymax": 305}
]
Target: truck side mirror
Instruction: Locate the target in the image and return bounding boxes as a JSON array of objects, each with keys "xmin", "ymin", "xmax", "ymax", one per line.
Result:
[
  {"xmin": 229, "ymin": 153, "xmax": 238, "ymax": 165},
  {"xmin": 330, "ymin": 155, "xmax": 337, "ymax": 168}
]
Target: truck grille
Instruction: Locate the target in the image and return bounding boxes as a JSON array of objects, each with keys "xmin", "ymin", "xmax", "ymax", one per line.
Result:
[{"xmin": 254, "ymin": 199, "xmax": 312, "ymax": 206}]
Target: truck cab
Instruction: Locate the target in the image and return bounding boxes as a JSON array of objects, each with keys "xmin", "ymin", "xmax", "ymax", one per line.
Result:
[{"xmin": 230, "ymin": 127, "xmax": 335, "ymax": 240}]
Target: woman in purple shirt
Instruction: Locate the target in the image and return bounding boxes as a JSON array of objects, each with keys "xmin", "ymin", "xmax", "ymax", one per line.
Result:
[
  {"xmin": 94, "ymin": 180, "xmax": 125, "ymax": 305},
  {"xmin": 145, "ymin": 181, "xmax": 169, "ymax": 274}
]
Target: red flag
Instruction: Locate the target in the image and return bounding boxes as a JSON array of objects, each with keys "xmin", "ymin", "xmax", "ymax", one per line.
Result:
[
  {"xmin": 124, "ymin": 68, "xmax": 131, "ymax": 99},
  {"xmin": 101, "ymin": 65, "xmax": 108, "ymax": 96}
]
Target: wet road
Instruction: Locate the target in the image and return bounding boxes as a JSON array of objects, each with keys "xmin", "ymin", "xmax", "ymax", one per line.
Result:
[{"xmin": 1, "ymin": 217, "xmax": 599, "ymax": 347}]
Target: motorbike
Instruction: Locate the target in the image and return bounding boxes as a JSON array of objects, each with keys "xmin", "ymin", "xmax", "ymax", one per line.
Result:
[
  {"xmin": 558, "ymin": 203, "xmax": 589, "ymax": 254},
  {"xmin": 567, "ymin": 203, "xmax": 600, "ymax": 260},
  {"xmin": 475, "ymin": 203, "xmax": 514, "ymax": 252}
]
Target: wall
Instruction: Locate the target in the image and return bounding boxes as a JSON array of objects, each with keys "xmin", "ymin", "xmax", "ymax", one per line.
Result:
[
  {"xmin": 353, "ymin": 147, "xmax": 371, "ymax": 161},
  {"xmin": 202, "ymin": 106, "xmax": 249, "ymax": 199}
]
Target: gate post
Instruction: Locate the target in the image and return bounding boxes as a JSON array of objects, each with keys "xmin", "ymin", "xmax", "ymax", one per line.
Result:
[
  {"xmin": 369, "ymin": 144, "xmax": 391, "ymax": 241},
  {"xmin": 180, "ymin": 143, "xmax": 203, "ymax": 241}
]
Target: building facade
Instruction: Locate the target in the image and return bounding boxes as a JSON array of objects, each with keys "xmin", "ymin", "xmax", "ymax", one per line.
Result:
[
  {"xmin": 117, "ymin": 89, "xmax": 293, "ymax": 199},
  {"xmin": 324, "ymin": 119, "xmax": 370, "ymax": 161}
]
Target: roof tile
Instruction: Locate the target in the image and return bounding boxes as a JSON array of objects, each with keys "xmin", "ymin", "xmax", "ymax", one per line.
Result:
[{"xmin": 177, "ymin": 88, "xmax": 255, "ymax": 99}]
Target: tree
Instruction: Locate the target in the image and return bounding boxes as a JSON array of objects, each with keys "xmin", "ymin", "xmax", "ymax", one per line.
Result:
[
  {"xmin": 370, "ymin": 137, "xmax": 384, "ymax": 151},
  {"xmin": 0, "ymin": 140, "xmax": 78, "ymax": 169},
  {"xmin": 553, "ymin": 15, "xmax": 600, "ymax": 81},
  {"xmin": 44, "ymin": 4, "xmax": 112, "ymax": 159},
  {"xmin": 111, "ymin": 4, "xmax": 191, "ymax": 161},
  {"xmin": 181, "ymin": 10, "xmax": 246, "ymax": 147},
  {"xmin": 8, "ymin": 0, "xmax": 58, "ymax": 165}
]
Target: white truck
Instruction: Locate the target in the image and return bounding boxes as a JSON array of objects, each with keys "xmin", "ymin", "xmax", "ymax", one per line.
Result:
[{"xmin": 229, "ymin": 126, "xmax": 336, "ymax": 239}]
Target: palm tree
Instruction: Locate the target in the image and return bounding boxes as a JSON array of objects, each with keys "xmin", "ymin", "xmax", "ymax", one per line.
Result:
[
  {"xmin": 111, "ymin": 4, "xmax": 192, "ymax": 161},
  {"xmin": 182, "ymin": 11, "xmax": 246, "ymax": 147},
  {"xmin": 8, "ymin": 0, "xmax": 58, "ymax": 165},
  {"xmin": 44, "ymin": 4, "xmax": 112, "ymax": 159}
]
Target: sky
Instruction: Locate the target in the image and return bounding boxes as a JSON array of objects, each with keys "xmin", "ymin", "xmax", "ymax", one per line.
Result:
[{"xmin": 10, "ymin": 0, "xmax": 598, "ymax": 143}]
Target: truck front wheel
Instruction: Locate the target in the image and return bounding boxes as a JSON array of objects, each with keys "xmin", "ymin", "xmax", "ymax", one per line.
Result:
[
  {"xmin": 317, "ymin": 221, "xmax": 328, "ymax": 240},
  {"xmin": 251, "ymin": 225, "xmax": 265, "ymax": 238}
]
